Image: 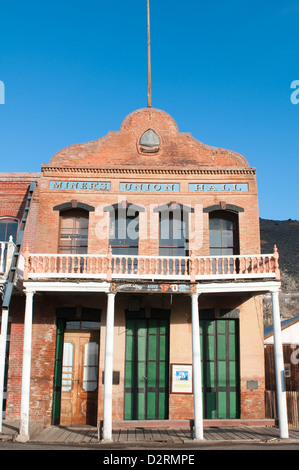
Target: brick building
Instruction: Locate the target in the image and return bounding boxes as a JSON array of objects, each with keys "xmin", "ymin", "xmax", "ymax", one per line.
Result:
[{"xmin": 0, "ymin": 106, "xmax": 288, "ymax": 441}]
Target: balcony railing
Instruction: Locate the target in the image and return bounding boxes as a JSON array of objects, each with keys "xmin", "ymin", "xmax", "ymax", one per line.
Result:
[
  {"xmin": 0, "ymin": 238, "xmax": 16, "ymax": 278},
  {"xmin": 23, "ymin": 245, "xmax": 281, "ymax": 283}
]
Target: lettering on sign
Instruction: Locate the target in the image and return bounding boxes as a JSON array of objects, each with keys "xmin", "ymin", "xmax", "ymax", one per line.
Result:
[
  {"xmin": 189, "ymin": 183, "xmax": 249, "ymax": 192},
  {"xmin": 120, "ymin": 182, "xmax": 180, "ymax": 192},
  {"xmin": 49, "ymin": 180, "xmax": 249, "ymax": 193},
  {"xmin": 110, "ymin": 282, "xmax": 196, "ymax": 293},
  {"xmin": 50, "ymin": 181, "xmax": 111, "ymax": 191}
]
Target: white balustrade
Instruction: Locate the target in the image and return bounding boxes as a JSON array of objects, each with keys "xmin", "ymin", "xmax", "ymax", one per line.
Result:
[{"xmin": 23, "ymin": 247, "xmax": 280, "ymax": 282}]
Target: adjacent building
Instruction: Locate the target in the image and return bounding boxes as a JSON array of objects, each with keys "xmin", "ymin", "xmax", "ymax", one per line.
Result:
[{"xmin": 265, "ymin": 316, "xmax": 299, "ymax": 427}]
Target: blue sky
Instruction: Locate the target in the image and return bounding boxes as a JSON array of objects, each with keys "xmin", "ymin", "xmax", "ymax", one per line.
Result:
[{"xmin": 0, "ymin": 0, "xmax": 298, "ymax": 221}]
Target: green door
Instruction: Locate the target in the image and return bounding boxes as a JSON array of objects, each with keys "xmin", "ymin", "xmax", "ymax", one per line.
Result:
[
  {"xmin": 124, "ymin": 315, "xmax": 169, "ymax": 420},
  {"xmin": 200, "ymin": 318, "xmax": 240, "ymax": 419}
]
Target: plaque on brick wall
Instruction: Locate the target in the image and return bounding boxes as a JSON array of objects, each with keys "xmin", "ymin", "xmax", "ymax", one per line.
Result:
[
  {"xmin": 171, "ymin": 364, "xmax": 193, "ymax": 394},
  {"xmin": 247, "ymin": 380, "xmax": 258, "ymax": 390}
]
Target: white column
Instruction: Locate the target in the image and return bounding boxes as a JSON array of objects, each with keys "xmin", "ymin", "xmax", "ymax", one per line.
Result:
[
  {"xmin": 191, "ymin": 293, "xmax": 204, "ymax": 440},
  {"xmin": 102, "ymin": 292, "xmax": 116, "ymax": 441},
  {"xmin": 0, "ymin": 308, "xmax": 9, "ymax": 433},
  {"xmin": 272, "ymin": 289, "xmax": 289, "ymax": 439},
  {"xmin": 17, "ymin": 289, "xmax": 34, "ymax": 442}
]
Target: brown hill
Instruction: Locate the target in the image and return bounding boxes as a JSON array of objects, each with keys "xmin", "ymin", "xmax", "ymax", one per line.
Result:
[
  {"xmin": 260, "ymin": 218, "xmax": 299, "ymax": 289},
  {"xmin": 260, "ymin": 218, "xmax": 299, "ymax": 323}
]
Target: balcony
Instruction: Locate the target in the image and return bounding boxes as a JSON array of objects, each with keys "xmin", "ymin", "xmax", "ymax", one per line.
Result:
[
  {"xmin": 0, "ymin": 238, "xmax": 16, "ymax": 281},
  {"xmin": 22, "ymin": 245, "xmax": 280, "ymax": 283}
]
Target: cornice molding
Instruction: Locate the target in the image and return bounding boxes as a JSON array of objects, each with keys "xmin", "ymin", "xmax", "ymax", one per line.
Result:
[{"xmin": 41, "ymin": 166, "xmax": 256, "ymax": 176}]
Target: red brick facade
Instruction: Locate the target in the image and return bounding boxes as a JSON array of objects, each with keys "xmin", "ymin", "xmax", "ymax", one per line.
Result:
[{"xmin": 1, "ymin": 107, "xmax": 272, "ymax": 429}]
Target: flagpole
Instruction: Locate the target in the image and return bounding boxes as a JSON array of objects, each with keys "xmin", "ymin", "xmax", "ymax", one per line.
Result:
[{"xmin": 147, "ymin": 0, "xmax": 152, "ymax": 107}]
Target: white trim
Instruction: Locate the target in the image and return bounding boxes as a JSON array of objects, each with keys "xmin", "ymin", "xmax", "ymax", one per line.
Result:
[
  {"xmin": 112, "ymin": 274, "xmax": 190, "ymax": 281},
  {"xmin": 22, "ymin": 280, "xmax": 281, "ymax": 295},
  {"xmin": 27, "ymin": 273, "xmax": 191, "ymax": 281},
  {"xmin": 272, "ymin": 291, "xmax": 289, "ymax": 439},
  {"xmin": 196, "ymin": 280, "xmax": 281, "ymax": 294},
  {"xmin": 102, "ymin": 293, "xmax": 116, "ymax": 442},
  {"xmin": 195, "ymin": 273, "xmax": 276, "ymax": 280},
  {"xmin": 27, "ymin": 273, "xmax": 109, "ymax": 280},
  {"xmin": 17, "ymin": 290, "xmax": 34, "ymax": 442},
  {"xmin": 191, "ymin": 293, "xmax": 204, "ymax": 440},
  {"xmin": 28, "ymin": 252, "xmax": 275, "ymax": 260},
  {"xmin": 27, "ymin": 272, "xmax": 276, "ymax": 282},
  {"xmin": 29, "ymin": 253, "xmax": 107, "ymax": 258},
  {"xmin": 23, "ymin": 281, "xmax": 111, "ymax": 293},
  {"xmin": 0, "ymin": 308, "xmax": 9, "ymax": 433},
  {"xmin": 197, "ymin": 253, "xmax": 274, "ymax": 260}
]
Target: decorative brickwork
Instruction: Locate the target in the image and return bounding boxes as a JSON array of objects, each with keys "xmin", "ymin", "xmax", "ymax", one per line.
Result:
[{"xmin": 0, "ymin": 107, "xmax": 273, "ymax": 428}]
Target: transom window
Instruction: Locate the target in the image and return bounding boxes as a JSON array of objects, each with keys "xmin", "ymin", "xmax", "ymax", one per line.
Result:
[
  {"xmin": 65, "ymin": 320, "xmax": 100, "ymax": 330},
  {"xmin": 58, "ymin": 209, "xmax": 89, "ymax": 254}
]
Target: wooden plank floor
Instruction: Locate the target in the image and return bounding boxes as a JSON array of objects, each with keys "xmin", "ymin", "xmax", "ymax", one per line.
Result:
[
  {"xmin": 2, "ymin": 421, "xmax": 299, "ymax": 445},
  {"xmin": 32, "ymin": 426, "xmax": 299, "ymax": 444}
]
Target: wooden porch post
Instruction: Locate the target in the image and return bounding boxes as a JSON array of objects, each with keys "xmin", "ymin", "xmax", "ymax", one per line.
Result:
[
  {"xmin": 102, "ymin": 292, "xmax": 116, "ymax": 441},
  {"xmin": 271, "ymin": 288, "xmax": 289, "ymax": 439},
  {"xmin": 17, "ymin": 289, "xmax": 35, "ymax": 442},
  {"xmin": 191, "ymin": 293, "xmax": 204, "ymax": 440},
  {"xmin": 0, "ymin": 307, "xmax": 9, "ymax": 433}
]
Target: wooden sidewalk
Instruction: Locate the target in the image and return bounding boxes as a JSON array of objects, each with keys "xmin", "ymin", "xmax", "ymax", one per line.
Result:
[{"xmin": 1, "ymin": 421, "xmax": 299, "ymax": 446}]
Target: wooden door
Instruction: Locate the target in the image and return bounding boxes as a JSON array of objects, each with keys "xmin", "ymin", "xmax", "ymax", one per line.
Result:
[
  {"xmin": 124, "ymin": 317, "xmax": 169, "ymax": 420},
  {"xmin": 200, "ymin": 319, "xmax": 240, "ymax": 419},
  {"xmin": 60, "ymin": 331, "xmax": 99, "ymax": 426}
]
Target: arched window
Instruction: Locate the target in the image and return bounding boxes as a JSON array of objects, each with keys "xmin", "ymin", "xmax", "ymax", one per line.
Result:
[
  {"xmin": 110, "ymin": 211, "xmax": 139, "ymax": 256},
  {"xmin": 156, "ymin": 203, "xmax": 192, "ymax": 258},
  {"xmin": 106, "ymin": 203, "xmax": 141, "ymax": 274},
  {"xmin": 209, "ymin": 211, "xmax": 239, "ymax": 256},
  {"xmin": 58, "ymin": 209, "xmax": 89, "ymax": 254},
  {"xmin": 0, "ymin": 217, "xmax": 19, "ymax": 243},
  {"xmin": 209, "ymin": 211, "xmax": 239, "ymax": 273},
  {"xmin": 104, "ymin": 202, "xmax": 143, "ymax": 257},
  {"xmin": 159, "ymin": 211, "xmax": 188, "ymax": 257},
  {"xmin": 155, "ymin": 203, "xmax": 193, "ymax": 274}
]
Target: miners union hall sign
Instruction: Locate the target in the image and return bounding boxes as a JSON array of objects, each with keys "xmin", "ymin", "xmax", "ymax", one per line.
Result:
[{"xmin": 49, "ymin": 181, "xmax": 249, "ymax": 192}]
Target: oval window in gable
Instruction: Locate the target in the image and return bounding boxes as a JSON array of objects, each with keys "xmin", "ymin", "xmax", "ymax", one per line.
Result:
[{"xmin": 139, "ymin": 129, "xmax": 160, "ymax": 153}]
